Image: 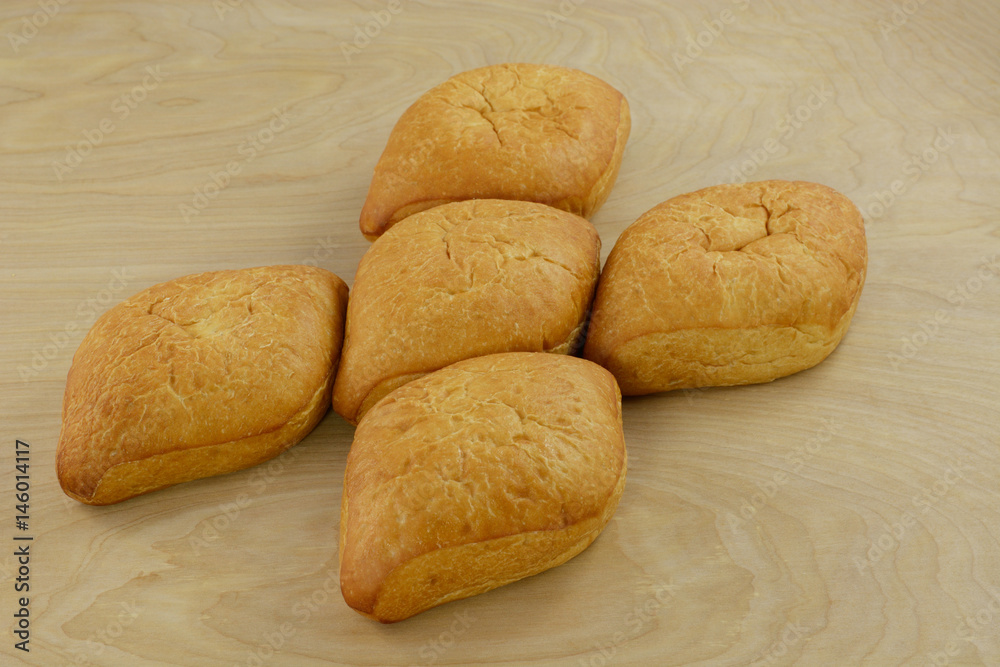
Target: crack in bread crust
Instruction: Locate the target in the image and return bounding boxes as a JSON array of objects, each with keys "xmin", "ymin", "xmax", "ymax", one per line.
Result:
[
  {"xmin": 584, "ymin": 181, "xmax": 867, "ymax": 394},
  {"xmin": 339, "ymin": 353, "xmax": 626, "ymax": 622},
  {"xmin": 68, "ymin": 371, "xmax": 336, "ymax": 505},
  {"xmin": 359, "ymin": 63, "xmax": 630, "ymax": 238},
  {"xmin": 57, "ymin": 265, "xmax": 349, "ymax": 504},
  {"xmin": 334, "ymin": 199, "xmax": 601, "ymax": 425}
]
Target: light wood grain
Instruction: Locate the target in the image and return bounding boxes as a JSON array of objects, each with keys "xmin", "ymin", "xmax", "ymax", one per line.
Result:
[{"xmin": 2, "ymin": 1, "xmax": 999, "ymax": 665}]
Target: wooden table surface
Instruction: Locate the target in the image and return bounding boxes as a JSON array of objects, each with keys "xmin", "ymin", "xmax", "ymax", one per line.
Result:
[{"xmin": 2, "ymin": 1, "xmax": 999, "ymax": 665}]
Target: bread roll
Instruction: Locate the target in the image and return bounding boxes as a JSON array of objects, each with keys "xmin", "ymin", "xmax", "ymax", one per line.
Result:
[
  {"xmin": 584, "ymin": 180, "xmax": 867, "ymax": 394},
  {"xmin": 56, "ymin": 265, "xmax": 349, "ymax": 505},
  {"xmin": 333, "ymin": 199, "xmax": 601, "ymax": 425},
  {"xmin": 339, "ymin": 352, "xmax": 626, "ymax": 623},
  {"xmin": 359, "ymin": 62, "xmax": 631, "ymax": 240}
]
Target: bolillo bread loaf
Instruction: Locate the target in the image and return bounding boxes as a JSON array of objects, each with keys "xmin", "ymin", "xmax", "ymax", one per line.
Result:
[
  {"xmin": 56, "ymin": 265, "xmax": 349, "ymax": 505},
  {"xmin": 332, "ymin": 198, "xmax": 602, "ymax": 425},
  {"xmin": 584, "ymin": 180, "xmax": 867, "ymax": 395},
  {"xmin": 359, "ymin": 62, "xmax": 631, "ymax": 240},
  {"xmin": 339, "ymin": 352, "xmax": 627, "ymax": 623}
]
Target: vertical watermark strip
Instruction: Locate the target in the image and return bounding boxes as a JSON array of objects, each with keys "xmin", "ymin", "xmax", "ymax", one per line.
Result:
[{"xmin": 12, "ymin": 439, "xmax": 32, "ymax": 653}]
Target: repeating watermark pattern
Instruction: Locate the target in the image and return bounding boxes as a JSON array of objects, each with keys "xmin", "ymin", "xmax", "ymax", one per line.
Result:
[
  {"xmin": 6, "ymin": 0, "xmax": 71, "ymax": 54},
  {"xmin": 724, "ymin": 82, "xmax": 834, "ymax": 185},
  {"xmin": 924, "ymin": 591, "xmax": 1000, "ymax": 666},
  {"xmin": 213, "ymin": 0, "xmax": 246, "ymax": 21},
  {"xmin": 52, "ymin": 66, "xmax": 167, "ymax": 181},
  {"xmin": 235, "ymin": 618, "xmax": 301, "ymax": 667},
  {"xmin": 188, "ymin": 445, "xmax": 301, "ymax": 555},
  {"xmin": 545, "ymin": 0, "xmax": 586, "ymax": 28},
  {"xmin": 412, "ymin": 610, "xmax": 477, "ymax": 665},
  {"xmin": 233, "ymin": 564, "xmax": 339, "ymax": 667},
  {"xmin": 300, "ymin": 235, "xmax": 343, "ymax": 268},
  {"xmin": 853, "ymin": 458, "xmax": 973, "ymax": 575},
  {"xmin": 17, "ymin": 268, "xmax": 133, "ymax": 382},
  {"xmin": 877, "ymin": 0, "xmax": 930, "ymax": 38},
  {"xmin": 64, "ymin": 601, "xmax": 143, "ymax": 666},
  {"xmin": 726, "ymin": 417, "xmax": 840, "ymax": 534},
  {"xmin": 340, "ymin": 0, "xmax": 418, "ymax": 63},
  {"xmin": 577, "ymin": 579, "xmax": 677, "ymax": 666},
  {"xmin": 750, "ymin": 620, "xmax": 810, "ymax": 666},
  {"xmin": 859, "ymin": 127, "xmax": 956, "ymax": 222},
  {"xmin": 673, "ymin": 0, "xmax": 753, "ymax": 71},
  {"xmin": 179, "ymin": 107, "xmax": 289, "ymax": 224},
  {"xmin": 887, "ymin": 254, "xmax": 999, "ymax": 372},
  {"xmin": 681, "ymin": 386, "xmax": 709, "ymax": 404}
]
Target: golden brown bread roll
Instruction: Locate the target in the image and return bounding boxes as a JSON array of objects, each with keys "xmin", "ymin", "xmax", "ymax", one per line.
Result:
[
  {"xmin": 584, "ymin": 180, "xmax": 867, "ymax": 395},
  {"xmin": 339, "ymin": 352, "xmax": 626, "ymax": 623},
  {"xmin": 359, "ymin": 62, "xmax": 631, "ymax": 240},
  {"xmin": 56, "ymin": 265, "xmax": 349, "ymax": 505},
  {"xmin": 333, "ymin": 198, "xmax": 602, "ymax": 425}
]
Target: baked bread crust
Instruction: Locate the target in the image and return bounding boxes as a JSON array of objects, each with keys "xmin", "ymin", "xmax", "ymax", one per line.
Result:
[
  {"xmin": 359, "ymin": 63, "xmax": 631, "ymax": 240},
  {"xmin": 584, "ymin": 180, "xmax": 867, "ymax": 394},
  {"xmin": 56, "ymin": 265, "xmax": 349, "ymax": 505},
  {"xmin": 333, "ymin": 199, "xmax": 601, "ymax": 425},
  {"xmin": 339, "ymin": 352, "xmax": 627, "ymax": 623}
]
